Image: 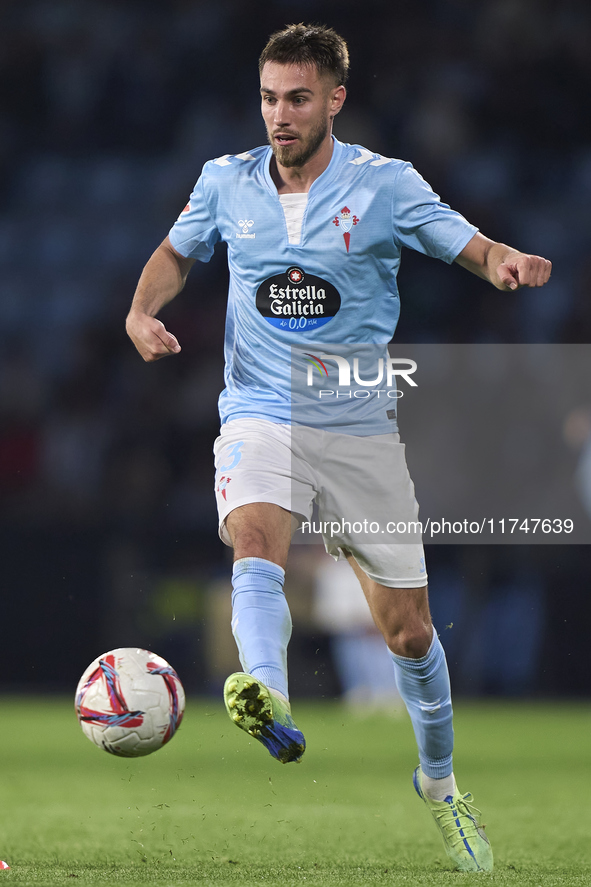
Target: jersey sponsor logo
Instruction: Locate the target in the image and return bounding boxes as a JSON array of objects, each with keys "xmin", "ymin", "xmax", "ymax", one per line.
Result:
[
  {"xmin": 236, "ymin": 218, "xmax": 255, "ymax": 239},
  {"xmin": 332, "ymin": 206, "xmax": 360, "ymax": 252},
  {"xmin": 256, "ymin": 267, "xmax": 341, "ymax": 331}
]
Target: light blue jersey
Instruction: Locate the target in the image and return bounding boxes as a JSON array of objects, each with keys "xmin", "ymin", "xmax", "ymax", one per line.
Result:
[{"xmin": 169, "ymin": 138, "xmax": 477, "ymax": 434}]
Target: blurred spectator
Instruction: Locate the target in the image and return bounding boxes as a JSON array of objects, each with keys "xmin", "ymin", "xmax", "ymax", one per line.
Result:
[{"xmin": 312, "ymin": 554, "xmax": 404, "ymax": 714}]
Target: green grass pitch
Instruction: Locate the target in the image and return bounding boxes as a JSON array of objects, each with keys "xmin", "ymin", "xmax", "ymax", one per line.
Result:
[{"xmin": 0, "ymin": 698, "xmax": 589, "ymax": 886}]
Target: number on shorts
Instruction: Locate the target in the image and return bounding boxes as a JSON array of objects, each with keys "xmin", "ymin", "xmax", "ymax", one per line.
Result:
[{"xmin": 219, "ymin": 440, "xmax": 244, "ymax": 471}]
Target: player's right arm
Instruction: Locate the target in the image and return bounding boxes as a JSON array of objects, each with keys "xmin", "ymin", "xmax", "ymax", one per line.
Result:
[{"xmin": 126, "ymin": 236, "xmax": 195, "ymax": 362}]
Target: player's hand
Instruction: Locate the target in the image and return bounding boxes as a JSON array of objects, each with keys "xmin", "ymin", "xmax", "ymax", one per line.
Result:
[
  {"xmin": 497, "ymin": 253, "xmax": 552, "ymax": 291},
  {"xmin": 125, "ymin": 310, "xmax": 181, "ymax": 362}
]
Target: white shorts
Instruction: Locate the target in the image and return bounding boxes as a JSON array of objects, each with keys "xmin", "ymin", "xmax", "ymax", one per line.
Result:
[{"xmin": 213, "ymin": 418, "xmax": 427, "ymax": 588}]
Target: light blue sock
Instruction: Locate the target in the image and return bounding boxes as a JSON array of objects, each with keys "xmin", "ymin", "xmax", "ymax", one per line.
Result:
[
  {"xmin": 231, "ymin": 557, "xmax": 292, "ymax": 700},
  {"xmin": 390, "ymin": 630, "xmax": 453, "ymax": 778}
]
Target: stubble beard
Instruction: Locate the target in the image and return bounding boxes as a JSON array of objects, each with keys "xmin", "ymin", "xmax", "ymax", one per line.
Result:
[{"xmin": 269, "ymin": 115, "xmax": 329, "ymax": 169}]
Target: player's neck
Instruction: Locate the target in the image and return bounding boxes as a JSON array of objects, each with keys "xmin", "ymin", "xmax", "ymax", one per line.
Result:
[{"xmin": 271, "ymin": 136, "xmax": 334, "ymax": 195}]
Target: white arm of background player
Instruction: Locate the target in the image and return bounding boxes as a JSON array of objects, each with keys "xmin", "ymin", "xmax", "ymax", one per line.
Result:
[
  {"xmin": 126, "ymin": 236, "xmax": 195, "ymax": 361},
  {"xmin": 455, "ymin": 232, "xmax": 551, "ymax": 290}
]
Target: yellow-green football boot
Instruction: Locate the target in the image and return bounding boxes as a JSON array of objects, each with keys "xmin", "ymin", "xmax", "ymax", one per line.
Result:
[
  {"xmin": 413, "ymin": 767, "xmax": 493, "ymax": 872},
  {"xmin": 224, "ymin": 672, "xmax": 305, "ymax": 764}
]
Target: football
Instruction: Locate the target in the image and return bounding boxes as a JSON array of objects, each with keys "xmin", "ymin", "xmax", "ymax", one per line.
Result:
[{"xmin": 75, "ymin": 647, "xmax": 185, "ymax": 757}]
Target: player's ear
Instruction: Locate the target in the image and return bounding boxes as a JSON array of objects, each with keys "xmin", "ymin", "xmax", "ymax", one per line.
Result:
[{"xmin": 330, "ymin": 85, "xmax": 346, "ymax": 117}]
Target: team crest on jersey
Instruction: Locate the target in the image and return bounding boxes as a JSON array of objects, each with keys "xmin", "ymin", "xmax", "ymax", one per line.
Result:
[
  {"xmin": 256, "ymin": 267, "xmax": 341, "ymax": 331},
  {"xmin": 332, "ymin": 206, "xmax": 360, "ymax": 253},
  {"xmin": 236, "ymin": 219, "xmax": 255, "ymax": 239},
  {"xmin": 216, "ymin": 476, "xmax": 231, "ymax": 500}
]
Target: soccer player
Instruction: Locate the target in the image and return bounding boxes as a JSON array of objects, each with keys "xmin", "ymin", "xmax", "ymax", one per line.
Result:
[{"xmin": 126, "ymin": 24, "xmax": 551, "ymax": 872}]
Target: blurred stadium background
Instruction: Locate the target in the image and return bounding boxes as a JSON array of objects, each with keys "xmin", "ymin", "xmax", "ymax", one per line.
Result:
[{"xmin": 1, "ymin": 0, "xmax": 591, "ymax": 701}]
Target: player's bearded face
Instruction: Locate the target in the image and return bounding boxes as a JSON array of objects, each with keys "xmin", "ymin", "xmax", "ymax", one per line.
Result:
[
  {"xmin": 260, "ymin": 62, "xmax": 339, "ymax": 170},
  {"xmin": 267, "ymin": 112, "xmax": 329, "ymax": 168}
]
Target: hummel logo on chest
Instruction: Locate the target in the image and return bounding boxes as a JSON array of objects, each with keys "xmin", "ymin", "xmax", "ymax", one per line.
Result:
[{"xmin": 236, "ymin": 219, "xmax": 255, "ymax": 239}]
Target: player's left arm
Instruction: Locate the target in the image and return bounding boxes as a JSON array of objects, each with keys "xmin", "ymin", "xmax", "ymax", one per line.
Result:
[{"xmin": 455, "ymin": 232, "xmax": 552, "ymax": 291}]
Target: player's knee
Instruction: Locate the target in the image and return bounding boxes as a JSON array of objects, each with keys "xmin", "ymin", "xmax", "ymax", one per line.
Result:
[
  {"xmin": 226, "ymin": 504, "xmax": 291, "ymax": 564},
  {"xmin": 232, "ymin": 527, "xmax": 273, "ymax": 560},
  {"xmin": 385, "ymin": 622, "xmax": 432, "ymax": 659},
  {"xmin": 230, "ymin": 525, "xmax": 288, "ymax": 565}
]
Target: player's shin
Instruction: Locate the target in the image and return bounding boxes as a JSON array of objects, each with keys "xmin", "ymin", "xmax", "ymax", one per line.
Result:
[
  {"xmin": 231, "ymin": 556, "xmax": 292, "ymax": 700},
  {"xmin": 390, "ymin": 629, "xmax": 454, "ymax": 780}
]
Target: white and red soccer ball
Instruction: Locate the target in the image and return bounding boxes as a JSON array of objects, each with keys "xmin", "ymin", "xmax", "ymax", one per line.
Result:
[{"xmin": 75, "ymin": 648, "xmax": 185, "ymax": 757}]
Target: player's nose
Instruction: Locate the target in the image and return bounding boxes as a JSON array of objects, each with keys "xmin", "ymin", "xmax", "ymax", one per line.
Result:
[{"xmin": 272, "ymin": 99, "xmax": 291, "ymax": 125}]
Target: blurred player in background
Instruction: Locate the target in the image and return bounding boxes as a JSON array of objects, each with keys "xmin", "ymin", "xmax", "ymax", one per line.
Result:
[
  {"xmin": 126, "ymin": 23, "xmax": 551, "ymax": 872},
  {"xmin": 312, "ymin": 553, "xmax": 404, "ymax": 714}
]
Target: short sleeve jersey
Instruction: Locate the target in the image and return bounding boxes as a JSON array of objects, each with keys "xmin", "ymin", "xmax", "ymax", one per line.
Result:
[{"xmin": 169, "ymin": 138, "xmax": 477, "ymax": 435}]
